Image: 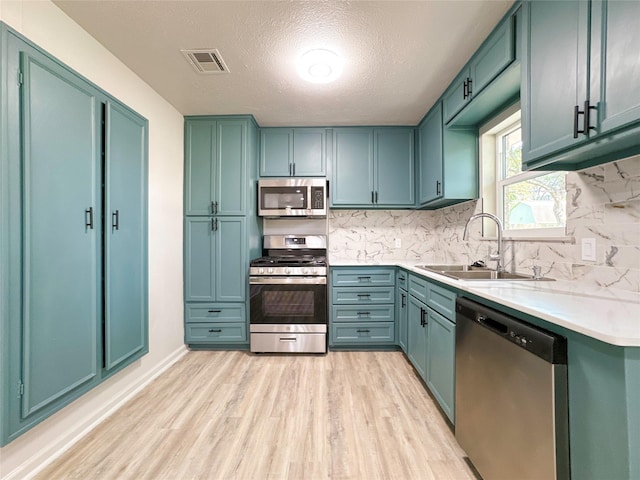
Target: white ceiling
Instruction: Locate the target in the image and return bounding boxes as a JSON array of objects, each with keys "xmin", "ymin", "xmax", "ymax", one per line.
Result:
[{"xmin": 53, "ymin": 0, "xmax": 515, "ymax": 127}]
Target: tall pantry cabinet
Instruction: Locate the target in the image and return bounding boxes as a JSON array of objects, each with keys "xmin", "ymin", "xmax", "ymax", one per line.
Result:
[
  {"xmin": 0, "ymin": 24, "xmax": 148, "ymax": 446},
  {"xmin": 183, "ymin": 116, "xmax": 261, "ymax": 348}
]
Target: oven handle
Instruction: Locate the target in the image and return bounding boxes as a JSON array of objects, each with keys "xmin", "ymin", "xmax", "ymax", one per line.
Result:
[{"xmin": 249, "ymin": 276, "xmax": 327, "ymax": 285}]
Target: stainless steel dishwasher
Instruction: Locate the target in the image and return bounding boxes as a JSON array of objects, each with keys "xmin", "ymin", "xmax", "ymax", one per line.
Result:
[{"xmin": 455, "ymin": 297, "xmax": 570, "ymax": 480}]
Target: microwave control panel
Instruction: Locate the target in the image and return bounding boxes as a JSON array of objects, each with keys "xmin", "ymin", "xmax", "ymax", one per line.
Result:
[{"xmin": 311, "ymin": 186, "xmax": 325, "ymax": 209}]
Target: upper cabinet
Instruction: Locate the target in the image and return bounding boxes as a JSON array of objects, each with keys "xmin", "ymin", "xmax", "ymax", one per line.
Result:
[
  {"xmin": 331, "ymin": 127, "xmax": 415, "ymax": 208},
  {"xmin": 185, "ymin": 118, "xmax": 251, "ymax": 216},
  {"xmin": 521, "ymin": 0, "xmax": 640, "ymax": 171},
  {"xmin": 417, "ymin": 102, "xmax": 477, "ymax": 208},
  {"xmin": 259, "ymin": 127, "xmax": 327, "ymax": 177},
  {"xmin": 442, "ymin": 5, "xmax": 522, "ymax": 127},
  {"xmin": 443, "ymin": 14, "xmax": 516, "ymax": 124}
]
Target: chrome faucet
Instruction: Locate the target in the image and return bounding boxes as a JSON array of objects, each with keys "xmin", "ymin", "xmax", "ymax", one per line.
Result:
[{"xmin": 463, "ymin": 212, "xmax": 504, "ymax": 272}]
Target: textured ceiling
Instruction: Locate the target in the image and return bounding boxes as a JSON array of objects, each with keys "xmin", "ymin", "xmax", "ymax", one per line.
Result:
[{"xmin": 53, "ymin": 0, "xmax": 514, "ymax": 126}]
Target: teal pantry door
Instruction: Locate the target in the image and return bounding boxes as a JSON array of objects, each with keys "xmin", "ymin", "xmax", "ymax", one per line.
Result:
[{"xmin": 20, "ymin": 51, "xmax": 101, "ymax": 417}]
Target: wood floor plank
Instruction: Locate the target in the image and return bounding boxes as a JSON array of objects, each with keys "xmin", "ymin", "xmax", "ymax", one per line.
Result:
[{"xmin": 36, "ymin": 351, "xmax": 475, "ymax": 480}]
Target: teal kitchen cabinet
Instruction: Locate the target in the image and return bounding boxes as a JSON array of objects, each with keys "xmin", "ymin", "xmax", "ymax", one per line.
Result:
[
  {"xmin": 330, "ymin": 267, "xmax": 396, "ymax": 348},
  {"xmin": 103, "ymin": 101, "xmax": 149, "ymax": 373},
  {"xmin": 408, "ymin": 272, "xmax": 457, "ymax": 422},
  {"xmin": 259, "ymin": 127, "xmax": 327, "ymax": 177},
  {"xmin": 184, "ymin": 118, "xmax": 250, "ymax": 216},
  {"xmin": 396, "ymin": 269, "xmax": 409, "ymax": 353},
  {"xmin": 183, "ymin": 115, "xmax": 260, "ymax": 349},
  {"xmin": 185, "ymin": 216, "xmax": 247, "ymax": 303},
  {"xmin": 522, "ymin": 0, "xmax": 640, "ymax": 171},
  {"xmin": 417, "ymin": 102, "xmax": 477, "ymax": 208},
  {"xmin": 442, "ymin": 10, "xmax": 516, "ymax": 124},
  {"xmin": 407, "ymin": 294, "xmax": 428, "ymax": 379},
  {"xmin": 331, "ymin": 127, "xmax": 415, "ymax": 208},
  {"xmin": 1, "ymin": 25, "xmax": 148, "ymax": 446}
]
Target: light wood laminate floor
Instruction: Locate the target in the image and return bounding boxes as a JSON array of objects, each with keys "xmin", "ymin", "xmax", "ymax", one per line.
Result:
[{"xmin": 37, "ymin": 351, "xmax": 476, "ymax": 480}]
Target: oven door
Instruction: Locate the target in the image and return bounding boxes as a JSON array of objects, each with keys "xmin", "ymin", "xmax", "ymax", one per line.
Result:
[{"xmin": 249, "ymin": 277, "xmax": 327, "ymax": 332}]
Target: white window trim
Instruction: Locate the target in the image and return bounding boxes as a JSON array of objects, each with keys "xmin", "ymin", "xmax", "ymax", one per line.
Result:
[{"xmin": 479, "ymin": 103, "xmax": 569, "ymax": 242}]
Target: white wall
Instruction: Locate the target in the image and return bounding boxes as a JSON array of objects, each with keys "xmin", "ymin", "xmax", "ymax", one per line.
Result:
[{"xmin": 0, "ymin": 2, "xmax": 186, "ymax": 478}]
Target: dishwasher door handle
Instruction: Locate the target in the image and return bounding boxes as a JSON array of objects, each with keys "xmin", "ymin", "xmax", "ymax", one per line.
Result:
[{"xmin": 477, "ymin": 314, "xmax": 508, "ymax": 335}]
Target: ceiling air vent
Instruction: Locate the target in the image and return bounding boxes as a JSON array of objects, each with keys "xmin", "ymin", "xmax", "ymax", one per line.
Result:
[{"xmin": 181, "ymin": 49, "xmax": 230, "ymax": 74}]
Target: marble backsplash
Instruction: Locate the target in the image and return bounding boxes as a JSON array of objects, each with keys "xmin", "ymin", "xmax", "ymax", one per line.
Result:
[{"xmin": 328, "ymin": 155, "xmax": 640, "ymax": 293}]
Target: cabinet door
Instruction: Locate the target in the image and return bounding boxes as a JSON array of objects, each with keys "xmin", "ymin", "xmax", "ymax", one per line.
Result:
[
  {"xmin": 293, "ymin": 128, "xmax": 326, "ymax": 176},
  {"xmin": 418, "ymin": 103, "xmax": 443, "ymax": 205},
  {"xmin": 522, "ymin": 0, "xmax": 590, "ymax": 163},
  {"xmin": 185, "ymin": 217, "xmax": 215, "ymax": 302},
  {"xmin": 259, "ymin": 128, "xmax": 292, "ymax": 177},
  {"xmin": 442, "ymin": 68, "xmax": 470, "ymax": 124},
  {"xmin": 592, "ymin": 0, "xmax": 640, "ymax": 135},
  {"xmin": 469, "ymin": 14, "xmax": 515, "ymax": 97},
  {"xmin": 216, "ymin": 120, "xmax": 246, "ymax": 215},
  {"xmin": 407, "ymin": 296, "xmax": 428, "ymax": 380},
  {"xmin": 396, "ymin": 288, "xmax": 408, "ymax": 353},
  {"xmin": 331, "ymin": 128, "xmax": 374, "ymax": 206},
  {"xmin": 184, "ymin": 121, "xmax": 215, "ymax": 215},
  {"xmin": 20, "ymin": 50, "xmax": 100, "ymax": 417},
  {"xmin": 426, "ymin": 308, "xmax": 456, "ymax": 423},
  {"xmin": 214, "ymin": 217, "xmax": 246, "ymax": 302},
  {"xmin": 374, "ymin": 128, "xmax": 415, "ymax": 207},
  {"xmin": 104, "ymin": 101, "xmax": 148, "ymax": 372}
]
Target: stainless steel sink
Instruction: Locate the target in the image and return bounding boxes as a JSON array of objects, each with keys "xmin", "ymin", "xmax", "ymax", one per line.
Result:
[{"xmin": 415, "ymin": 264, "xmax": 554, "ymax": 281}]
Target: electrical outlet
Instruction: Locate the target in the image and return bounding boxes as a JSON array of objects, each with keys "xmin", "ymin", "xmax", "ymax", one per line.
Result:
[
  {"xmin": 581, "ymin": 238, "xmax": 597, "ymax": 261},
  {"xmin": 394, "ymin": 238, "xmax": 402, "ymax": 249}
]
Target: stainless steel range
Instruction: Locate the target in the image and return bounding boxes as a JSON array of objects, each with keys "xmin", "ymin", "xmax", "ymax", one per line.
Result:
[{"xmin": 249, "ymin": 235, "xmax": 327, "ymax": 353}]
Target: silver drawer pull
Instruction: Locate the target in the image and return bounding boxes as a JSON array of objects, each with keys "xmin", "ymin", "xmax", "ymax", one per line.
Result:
[{"xmin": 279, "ymin": 337, "xmax": 297, "ymax": 342}]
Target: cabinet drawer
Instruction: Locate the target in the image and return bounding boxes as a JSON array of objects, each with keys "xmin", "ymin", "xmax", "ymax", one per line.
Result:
[
  {"xmin": 426, "ymin": 283, "xmax": 457, "ymax": 322},
  {"xmin": 185, "ymin": 322, "xmax": 247, "ymax": 343},
  {"xmin": 396, "ymin": 268, "xmax": 408, "ymax": 290},
  {"xmin": 408, "ymin": 274, "xmax": 428, "ymax": 304},
  {"xmin": 331, "ymin": 268, "xmax": 395, "ymax": 287},
  {"xmin": 331, "ymin": 322, "xmax": 395, "ymax": 344},
  {"xmin": 185, "ymin": 304, "xmax": 245, "ymax": 323},
  {"xmin": 332, "ymin": 286, "xmax": 395, "ymax": 304},
  {"xmin": 332, "ymin": 305, "xmax": 394, "ymax": 323}
]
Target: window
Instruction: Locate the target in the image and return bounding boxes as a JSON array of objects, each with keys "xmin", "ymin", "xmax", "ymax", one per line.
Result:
[{"xmin": 480, "ymin": 105, "xmax": 566, "ymax": 238}]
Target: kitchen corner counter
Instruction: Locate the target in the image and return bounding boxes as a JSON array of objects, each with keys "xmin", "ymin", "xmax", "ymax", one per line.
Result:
[{"xmin": 329, "ymin": 259, "xmax": 640, "ymax": 347}]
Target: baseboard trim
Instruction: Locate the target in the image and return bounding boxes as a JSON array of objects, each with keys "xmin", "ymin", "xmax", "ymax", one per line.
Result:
[{"xmin": 2, "ymin": 345, "xmax": 189, "ymax": 480}]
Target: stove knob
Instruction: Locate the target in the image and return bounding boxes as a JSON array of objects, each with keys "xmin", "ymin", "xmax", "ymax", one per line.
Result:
[
  {"xmin": 302, "ymin": 268, "xmax": 310, "ymax": 274},
  {"xmin": 259, "ymin": 268, "xmax": 265, "ymax": 274},
  {"xmin": 268, "ymin": 267, "xmax": 274, "ymax": 274},
  {"xmin": 284, "ymin": 267, "xmax": 291, "ymax": 274},
  {"xmin": 311, "ymin": 267, "xmax": 316, "ymax": 274}
]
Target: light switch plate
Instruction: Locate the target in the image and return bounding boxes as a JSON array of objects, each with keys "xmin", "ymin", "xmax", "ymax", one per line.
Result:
[{"xmin": 581, "ymin": 238, "xmax": 597, "ymax": 261}]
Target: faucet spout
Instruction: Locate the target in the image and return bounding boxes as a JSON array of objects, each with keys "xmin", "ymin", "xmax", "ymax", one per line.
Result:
[{"xmin": 462, "ymin": 212, "xmax": 505, "ymax": 272}]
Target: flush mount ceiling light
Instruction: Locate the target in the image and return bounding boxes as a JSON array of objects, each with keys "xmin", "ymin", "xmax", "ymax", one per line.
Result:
[{"xmin": 297, "ymin": 49, "xmax": 343, "ymax": 84}]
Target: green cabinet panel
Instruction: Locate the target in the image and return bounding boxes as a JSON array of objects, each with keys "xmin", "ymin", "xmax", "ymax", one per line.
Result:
[
  {"xmin": 20, "ymin": 48, "xmax": 101, "ymax": 418},
  {"xmin": 184, "ymin": 118, "xmax": 248, "ymax": 215},
  {"xmin": 331, "ymin": 267, "xmax": 395, "ymax": 287},
  {"xmin": 396, "ymin": 272, "xmax": 409, "ymax": 353},
  {"xmin": 426, "ymin": 308, "xmax": 456, "ymax": 423},
  {"xmin": 185, "ymin": 217, "xmax": 246, "ymax": 303},
  {"xmin": 332, "ymin": 128, "xmax": 374, "ymax": 206},
  {"xmin": 1, "ymin": 26, "xmax": 149, "ymax": 446},
  {"xmin": 104, "ymin": 101, "xmax": 148, "ymax": 372},
  {"xmin": 259, "ymin": 128, "xmax": 327, "ymax": 177},
  {"xmin": 522, "ymin": 0, "xmax": 640, "ymax": 171},
  {"xmin": 418, "ymin": 102, "xmax": 478, "ymax": 209},
  {"xmin": 185, "ymin": 322, "xmax": 247, "ymax": 344},
  {"xmin": 425, "ymin": 282, "xmax": 457, "ymax": 321},
  {"xmin": 331, "ymin": 322, "xmax": 395, "ymax": 345},
  {"xmin": 331, "ymin": 127, "xmax": 414, "ymax": 208},
  {"xmin": 185, "ymin": 304, "xmax": 245, "ymax": 323},
  {"xmin": 407, "ymin": 295, "xmax": 428, "ymax": 380},
  {"xmin": 331, "ymin": 305, "xmax": 395, "ymax": 323},
  {"xmin": 443, "ymin": 11, "xmax": 515, "ymax": 124},
  {"xmin": 331, "ymin": 286, "xmax": 395, "ymax": 305}
]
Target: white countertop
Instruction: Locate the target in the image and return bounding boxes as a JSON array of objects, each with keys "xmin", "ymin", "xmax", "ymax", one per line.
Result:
[{"xmin": 330, "ymin": 259, "xmax": 640, "ymax": 347}]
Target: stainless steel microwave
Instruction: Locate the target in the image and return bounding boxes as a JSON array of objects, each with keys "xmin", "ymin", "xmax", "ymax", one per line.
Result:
[{"xmin": 258, "ymin": 178, "xmax": 327, "ymax": 217}]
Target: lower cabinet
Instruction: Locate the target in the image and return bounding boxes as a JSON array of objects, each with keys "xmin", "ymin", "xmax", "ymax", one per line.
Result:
[
  {"xmin": 406, "ymin": 272, "xmax": 457, "ymax": 423},
  {"xmin": 329, "ymin": 267, "xmax": 396, "ymax": 348},
  {"xmin": 396, "ymin": 269, "xmax": 409, "ymax": 352}
]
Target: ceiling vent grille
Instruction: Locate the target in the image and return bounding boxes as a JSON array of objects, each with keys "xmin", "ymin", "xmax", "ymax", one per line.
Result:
[{"xmin": 181, "ymin": 49, "xmax": 230, "ymax": 74}]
